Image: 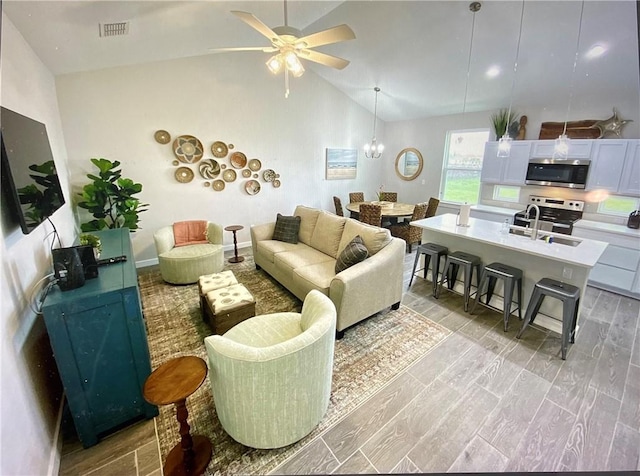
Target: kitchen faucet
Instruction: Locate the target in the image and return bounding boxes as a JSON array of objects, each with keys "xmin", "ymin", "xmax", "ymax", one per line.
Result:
[{"xmin": 525, "ymin": 204, "xmax": 541, "ymax": 240}]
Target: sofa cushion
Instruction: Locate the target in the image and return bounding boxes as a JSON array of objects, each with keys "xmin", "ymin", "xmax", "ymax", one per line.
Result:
[
  {"xmin": 159, "ymin": 243, "xmax": 222, "ymax": 261},
  {"xmin": 310, "ymin": 212, "xmax": 346, "ymax": 258},
  {"xmin": 294, "ymin": 206, "xmax": 321, "ymax": 245},
  {"xmin": 173, "ymin": 220, "xmax": 209, "ymax": 247},
  {"xmin": 294, "ymin": 261, "xmax": 336, "ymax": 296},
  {"xmin": 272, "ymin": 213, "xmax": 301, "ymax": 244},
  {"xmin": 256, "ymin": 240, "xmax": 300, "ymax": 264},
  {"xmin": 335, "ymin": 235, "xmax": 368, "ymax": 273},
  {"xmin": 274, "ymin": 247, "xmax": 334, "ymax": 272},
  {"xmin": 338, "ymin": 219, "xmax": 392, "ymax": 256}
]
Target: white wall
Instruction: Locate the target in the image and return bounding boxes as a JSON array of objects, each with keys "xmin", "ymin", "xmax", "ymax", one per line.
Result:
[
  {"xmin": 0, "ymin": 13, "xmax": 77, "ymax": 476},
  {"xmin": 55, "ymin": 53, "xmax": 385, "ymax": 264}
]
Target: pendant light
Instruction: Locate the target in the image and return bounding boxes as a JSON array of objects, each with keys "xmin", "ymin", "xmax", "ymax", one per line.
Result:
[
  {"xmin": 553, "ymin": 0, "xmax": 586, "ymax": 159},
  {"xmin": 461, "ymin": 2, "xmax": 481, "ymax": 120},
  {"xmin": 364, "ymin": 87, "xmax": 384, "ymax": 159},
  {"xmin": 497, "ymin": 0, "xmax": 526, "ymax": 158}
]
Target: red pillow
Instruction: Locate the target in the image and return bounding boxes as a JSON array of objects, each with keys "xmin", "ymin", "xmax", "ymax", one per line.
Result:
[{"xmin": 173, "ymin": 220, "xmax": 209, "ymax": 247}]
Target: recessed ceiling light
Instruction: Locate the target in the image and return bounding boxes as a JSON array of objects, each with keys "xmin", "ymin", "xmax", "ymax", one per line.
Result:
[
  {"xmin": 486, "ymin": 66, "xmax": 501, "ymax": 78},
  {"xmin": 585, "ymin": 44, "xmax": 606, "ymax": 59}
]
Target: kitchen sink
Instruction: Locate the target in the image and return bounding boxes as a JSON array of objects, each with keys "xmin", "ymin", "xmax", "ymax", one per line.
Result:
[
  {"xmin": 508, "ymin": 225, "xmax": 532, "ymax": 237},
  {"xmin": 508, "ymin": 225, "xmax": 582, "ymax": 247},
  {"xmin": 538, "ymin": 234, "xmax": 582, "ymax": 247}
]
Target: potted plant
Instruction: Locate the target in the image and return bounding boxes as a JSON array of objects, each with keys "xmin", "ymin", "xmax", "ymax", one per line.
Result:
[
  {"xmin": 491, "ymin": 108, "xmax": 520, "ymax": 139},
  {"xmin": 77, "ymin": 158, "xmax": 148, "ymax": 232},
  {"xmin": 79, "ymin": 233, "xmax": 102, "ymax": 259}
]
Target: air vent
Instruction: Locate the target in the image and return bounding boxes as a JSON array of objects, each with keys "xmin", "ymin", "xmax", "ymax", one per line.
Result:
[{"xmin": 99, "ymin": 22, "xmax": 129, "ymax": 37}]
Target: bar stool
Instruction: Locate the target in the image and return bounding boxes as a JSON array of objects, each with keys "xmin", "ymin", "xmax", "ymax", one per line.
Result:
[
  {"xmin": 408, "ymin": 243, "xmax": 448, "ymax": 295},
  {"xmin": 517, "ymin": 277, "xmax": 580, "ymax": 360},
  {"xmin": 436, "ymin": 251, "xmax": 482, "ymax": 312},
  {"xmin": 470, "ymin": 262, "xmax": 523, "ymax": 332}
]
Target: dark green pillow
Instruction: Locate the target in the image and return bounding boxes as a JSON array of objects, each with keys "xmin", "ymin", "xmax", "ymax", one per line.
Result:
[
  {"xmin": 335, "ymin": 235, "xmax": 368, "ymax": 273},
  {"xmin": 272, "ymin": 213, "xmax": 301, "ymax": 244}
]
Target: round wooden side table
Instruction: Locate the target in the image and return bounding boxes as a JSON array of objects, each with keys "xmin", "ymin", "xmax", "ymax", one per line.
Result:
[
  {"xmin": 224, "ymin": 225, "xmax": 245, "ymax": 263},
  {"xmin": 143, "ymin": 356, "xmax": 212, "ymax": 476}
]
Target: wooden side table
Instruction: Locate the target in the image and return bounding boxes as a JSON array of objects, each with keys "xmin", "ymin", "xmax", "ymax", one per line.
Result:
[
  {"xmin": 143, "ymin": 356, "xmax": 212, "ymax": 476},
  {"xmin": 224, "ymin": 225, "xmax": 245, "ymax": 263}
]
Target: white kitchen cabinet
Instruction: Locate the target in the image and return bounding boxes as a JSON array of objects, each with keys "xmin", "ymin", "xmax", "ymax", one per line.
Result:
[
  {"xmin": 481, "ymin": 141, "xmax": 531, "ymax": 184},
  {"xmin": 531, "ymin": 139, "xmax": 592, "ymax": 159},
  {"xmin": 585, "ymin": 140, "xmax": 628, "ymax": 191},
  {"xmin": 618, "ymin": 141, "xmax": 640, "ymax": 195}
]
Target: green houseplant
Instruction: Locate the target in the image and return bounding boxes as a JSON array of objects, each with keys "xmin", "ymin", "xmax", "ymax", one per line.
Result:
[
  {"xmin": 491, "ymin": 108, "xmax": 520, "ymax": 139},
  {"xmin": 77, "ymin": 158, "xmax": 148, "ymax": 232},
  {"xmin": 79, "ymin": 233, "xmax": 102, "ymax": 258}
]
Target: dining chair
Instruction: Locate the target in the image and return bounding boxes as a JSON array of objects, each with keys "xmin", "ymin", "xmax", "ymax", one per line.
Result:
[
  {"xmin": 389, "ymin": 202, "xmax": 429, "ymax": 252},
  {"xmin": 379, "ymin": 192, "xmax": 398, "ymax": 202},
  {"xmin": 358, "ymin": 203, "xmax": 382, "ymax": 227},
  {"xmin": 425, "ymin": 197, "xmax": 440, "ymax": 218},
  {"xmin": 349, "ymin": 192, "xmax": 365, "ymax": 203},
  {"xmin": 333, "ymin": 196, "xmax": 344, "ymax": 217}
]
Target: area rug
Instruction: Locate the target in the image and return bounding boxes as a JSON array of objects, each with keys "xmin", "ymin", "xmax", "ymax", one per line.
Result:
[{"xmin": 138, "ymin": 256, "xmax": 451, "ymax": 475}]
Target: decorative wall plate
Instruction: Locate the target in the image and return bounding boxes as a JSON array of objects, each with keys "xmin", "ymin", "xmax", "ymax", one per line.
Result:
[
  {"xmin": 199, "ymin": 159, "xmax": 221, "ymax": 179},
  {"xmin": 154, "ymin": 130, "xmax": 171, "ymax": 144},
  {"xmin": 223, "ymin": 169, "xmax": 237, "ymax": 182},
  {"xmin": 245, "ymin": 179, "xmax": 261, "ymax": 195},
  {"xmin": 221, "ymin": 164, "xmax": 227, "ymax": 169},
  {"xmin": 204, "ymin": 182, "xmax": 211, "ymax": 187},
  {"xmin": 273, "ymin": 179, "xmax": 281, "ymax": 188},
  {"xmin": 172, "ymin": 160, "xmax": 180, "ymax": 166},
  {"xmin": 212, "ymin": 179, "xmax": 225, "ymax": 191},
  {"xmin": 242, "ymin": 169, "xmax": 251, "ymax": 178},
  {"xmin": 173, "ymin": 135, "xmax": 204, "ymax": 163},
  {"xmin": 211, "ymin": 141, "xmax": 228, "ymax": 158},
  {"xmin": 230, "ymin": 152, "xmax": 247, "ymax": 169},
  {"xmin": 228, "ymin": 144, "xmax": 235, "ymax": 150},
  {"xmin": 253, "ymin": 173, "xmax": 259, "ymax": 178},
  {"xmin": 263, "ymin": 169, "xmax": 276, "ymax": 182},
  {"xmin": 175, "ymin": 166, "xmax": 194, "ymax": 183},
  {"xmin": 248, "ymin": 159, "xmax": 262, "ymax": 171}
]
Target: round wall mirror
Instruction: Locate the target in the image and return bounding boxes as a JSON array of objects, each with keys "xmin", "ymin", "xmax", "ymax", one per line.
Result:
[{"xmin": 395, "ymin": 148, "xmax": 424, "ymax": 181}]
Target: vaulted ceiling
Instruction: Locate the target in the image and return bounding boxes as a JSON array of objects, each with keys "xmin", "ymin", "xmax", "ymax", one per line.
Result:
[{"xmin": 4, "ymin": 1, "xmax": 639, "ymax": 122}]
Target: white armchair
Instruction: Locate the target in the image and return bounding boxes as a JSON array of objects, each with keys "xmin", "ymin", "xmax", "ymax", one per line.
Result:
[
  {"xmin": 204, "ymin": 290, "xmax": 337, "ymax": 449},
  {"xmin": 153, "ymin": 221, "xmax": 224, "ymax": 284}
]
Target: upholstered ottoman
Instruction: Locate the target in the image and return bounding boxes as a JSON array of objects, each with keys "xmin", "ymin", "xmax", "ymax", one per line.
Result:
[
  {"xmin": 198, "ymin": 270, "xmax": 238, "ymax": 315},
  {"xmin": 203, "ymin": 283, "xmax": 256, "ymax": 335}
]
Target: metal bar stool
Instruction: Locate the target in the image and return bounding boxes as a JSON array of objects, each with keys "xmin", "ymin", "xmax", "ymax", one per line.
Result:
[
  {"xmin": 470, "ymin": 262, "xmax": 523, "ymax": 331},
  {"xmin": 436, "ymin": 251, "xmax": 482, "ymax": 312},
  {"xmin": 408, "ymin": 243, "xmax": 448, "ymax": 295},
  {"xmin": 516, "ymin": 277, "xmax": 580, "ymax": 360}
]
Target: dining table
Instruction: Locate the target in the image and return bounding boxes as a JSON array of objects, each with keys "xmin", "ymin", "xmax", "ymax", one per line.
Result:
[{"xmin": 346, "ymin": 201, "xmax": 415, "ymax": 218}]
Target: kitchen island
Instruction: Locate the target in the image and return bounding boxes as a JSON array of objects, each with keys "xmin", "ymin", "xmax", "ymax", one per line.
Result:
[{"xmin": 411, "ymin": 214, "xmax": 608, "ymax": 335}]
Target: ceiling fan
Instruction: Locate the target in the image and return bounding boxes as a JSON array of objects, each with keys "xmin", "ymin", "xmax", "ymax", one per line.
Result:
[{"xmin": 210, "ymin": 1, "xmax": 356, "ymax": 97}]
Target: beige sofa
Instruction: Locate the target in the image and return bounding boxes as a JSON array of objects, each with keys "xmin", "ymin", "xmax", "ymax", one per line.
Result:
[{"xmin": 250, "ymin": 206, "xmax": 405, "ymax": 337}]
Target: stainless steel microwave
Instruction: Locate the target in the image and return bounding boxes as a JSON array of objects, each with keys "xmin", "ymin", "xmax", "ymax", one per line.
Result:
[{"xmin": 525, "ymin": 158, "xmax": 590, "ymax": 189}]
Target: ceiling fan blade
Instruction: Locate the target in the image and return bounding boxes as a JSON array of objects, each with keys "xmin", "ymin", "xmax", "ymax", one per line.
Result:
[
  {"xmin": 299, "ymin": 50, "xmax": 350, "ymax": 70},
  {"xmin": 231, "ymin": 11, "xmax": 280, "ymax": 44},
  {"xmin": 297, "ymin": 24, "xmax": 355, "ymax": 49},
  {"xmin": 208, "ymin": 46, "xmax": 278, "ymax": 53}
]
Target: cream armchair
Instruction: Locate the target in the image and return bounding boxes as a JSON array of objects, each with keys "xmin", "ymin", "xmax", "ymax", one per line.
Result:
[
  {"xmin": 204, "ymin": 290, "xmax": 337, "ymax": 449},
  {"xmin": 153, "ymin": 221, "xmax": 224, "ymax": 284}
]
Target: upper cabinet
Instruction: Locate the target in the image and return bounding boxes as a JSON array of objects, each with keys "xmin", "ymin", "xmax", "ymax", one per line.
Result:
[
  {"xmin": 585, "ymin": 140, "xmax": 628, "ymax": 191},
  {"xmin": 481, "ymin": 142, "xmax": 531, "ymax": 184},
  {"xmin": 481, "ymin": 139, "xmax": 640, "ymax": 197}
]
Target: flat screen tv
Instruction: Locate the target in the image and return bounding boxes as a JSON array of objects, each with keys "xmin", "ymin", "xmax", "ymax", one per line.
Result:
[{"xmin": 1, "ymin": 106, "xmax": 66, "ymax": 234}]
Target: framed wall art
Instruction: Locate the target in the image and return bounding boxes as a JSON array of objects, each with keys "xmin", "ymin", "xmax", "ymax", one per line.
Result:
[{"xmin": 325, "ymin": 148, "xmax": 357, "ymax": 180}]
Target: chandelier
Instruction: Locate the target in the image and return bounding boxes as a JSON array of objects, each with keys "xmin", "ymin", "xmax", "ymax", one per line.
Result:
[{"xmin": 364, "ymin": 87, "xmax": 384, "ymax": 159}]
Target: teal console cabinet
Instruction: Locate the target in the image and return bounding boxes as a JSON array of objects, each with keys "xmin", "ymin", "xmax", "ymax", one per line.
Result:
[{"xmin": 42, "ymin": 228, "xmax": 158, "ymax": 447}]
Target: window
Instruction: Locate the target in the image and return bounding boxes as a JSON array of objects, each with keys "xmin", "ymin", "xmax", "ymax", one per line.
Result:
[
  {"xmin": 440, "ymin": 129, "xmax": 489, "ymax": 204},
  {"xmin": 493, "ymin": 185, "xmax": 520, "ymax": 203},
  {"xmin": 597, "ymin": 195, "xmax": 640, "ymax": 216}
]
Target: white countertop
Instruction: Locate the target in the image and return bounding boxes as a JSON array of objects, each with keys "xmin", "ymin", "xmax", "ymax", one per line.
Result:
[
  {"xmin": 470, "ymin": 204, "xmax": 519, "ymax": 216},
  {"xmin": 574, "ymin": 219, "xmax": 640, "ymax": 239},
  {"xmin": 412, "ymin": 214, "xmax": 608, "ymax": 268}
]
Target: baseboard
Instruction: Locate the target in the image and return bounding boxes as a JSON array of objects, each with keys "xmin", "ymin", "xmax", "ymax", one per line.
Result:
[{"xmin": 48, "ymin": 394, "xmax": 65, "ymax": 476}]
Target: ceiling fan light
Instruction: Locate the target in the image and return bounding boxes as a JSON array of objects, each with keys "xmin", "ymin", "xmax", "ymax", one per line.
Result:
[
  {"xmin": 497, "ymin": 135, "xmax": 512, "ymax": 157},
  {"xmin": 266, "ymin": 55, "xmax": 283, "ymax": 74}
]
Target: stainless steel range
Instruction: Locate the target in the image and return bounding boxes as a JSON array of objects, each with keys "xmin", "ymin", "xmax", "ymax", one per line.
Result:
[{"xmin": 514, "ymin": 196, "xmax": 584, "ymax": 235}]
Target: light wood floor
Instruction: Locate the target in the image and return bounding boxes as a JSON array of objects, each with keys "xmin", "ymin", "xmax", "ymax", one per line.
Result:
[{"xmin": 59, "ymin": 249, "xmax": 640, "ymax": 475}]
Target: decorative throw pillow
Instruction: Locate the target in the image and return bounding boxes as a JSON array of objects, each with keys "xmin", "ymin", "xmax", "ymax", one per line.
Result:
[
  {"xmin": 173, "ymin": 220, "xmax": 209, "ymax": 247},
  {"xmin": 272, "ymin": 213, "xmax": 301, "ymax": 244},
  {"xmin": 335, "ymin": 235, "xmax": 368, "ymax": 273}
]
